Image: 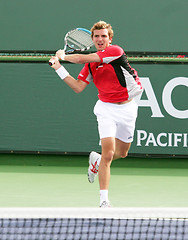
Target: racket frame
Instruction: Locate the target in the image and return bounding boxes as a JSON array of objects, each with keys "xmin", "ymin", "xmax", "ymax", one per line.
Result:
[
  {"xmin": 49, "ymin": 28, "xmax": 93, "ymax": 65},
  {"xmin": 63, "ymin": 28, "xmax": 93, "ymax": 53}
]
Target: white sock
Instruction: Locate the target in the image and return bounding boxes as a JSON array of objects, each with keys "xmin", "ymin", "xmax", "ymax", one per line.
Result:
[{"xmin": 100, "ymin": 190, "xmax": 108, "ymax": 205}]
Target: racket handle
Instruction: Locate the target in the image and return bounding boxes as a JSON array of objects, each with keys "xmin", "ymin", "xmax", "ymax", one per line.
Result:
[
  {"xmin": 49, "ymin": 59, "xmax": 55, "ymax": 66},
  {"xmin": 49, "ymin": 56, "xmax": 59, "ymax": 66}
]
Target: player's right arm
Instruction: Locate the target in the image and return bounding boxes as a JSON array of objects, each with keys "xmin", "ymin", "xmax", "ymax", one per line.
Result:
[
  {"xmin": 56, "ymin": 50, "xmax": 101, "ymax": 64},
  {"xmin": 50, "ymin": 57, "xmax": 88, "ymax": 93}
]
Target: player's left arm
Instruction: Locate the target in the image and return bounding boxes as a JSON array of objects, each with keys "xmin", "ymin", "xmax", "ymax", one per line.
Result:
[
  {"xmin": 50, "ymin": 57, "xmax": 88, "ymax": 93},
  {"xmin": 64, "ymin": 76, "xmax": 88, "ymax": 93}
]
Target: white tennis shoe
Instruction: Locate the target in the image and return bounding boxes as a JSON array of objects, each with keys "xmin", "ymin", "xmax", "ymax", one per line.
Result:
[{"xmin": 88, "ymin": 151, "xmax": 101, "ymax": 183}]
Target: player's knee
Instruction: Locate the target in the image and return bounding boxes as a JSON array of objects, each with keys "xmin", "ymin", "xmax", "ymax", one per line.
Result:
[{"xmin": 103, "ymin": 150, "xmax": 114, "ymax": 163}]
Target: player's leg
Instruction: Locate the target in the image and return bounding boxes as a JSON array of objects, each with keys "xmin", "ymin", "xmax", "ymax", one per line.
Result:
[
  {"xmin": 88, "ymin": 100, "xmax": 117, "ymax": 184},
  {"xmin": 98, "ymin": 138, "xmax": 132, "ymax": 207},
  {"xmin": 98, "ymin": 137, "xmax": 115, "ymax": 189},
  {"xmin": 98, "ymin": 137, "xmax": 115, "ymax": 207},
  {"xmin": 88, "ymin": 138, "xmax": 131, "ymax": 184},
  {"xmin": 113, "ymin": 138, "xmax": 132, "ymax": 160}
]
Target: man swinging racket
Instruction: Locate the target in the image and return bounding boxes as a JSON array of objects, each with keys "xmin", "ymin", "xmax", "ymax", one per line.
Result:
[{"xmin": 50, "ymin": 20, "xmax": 143, "ymax": 208}]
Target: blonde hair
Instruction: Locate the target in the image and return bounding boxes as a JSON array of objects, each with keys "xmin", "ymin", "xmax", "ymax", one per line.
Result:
[{"xmin": 90, "ymin": 21, "xmax": 114, "ymax": 39}]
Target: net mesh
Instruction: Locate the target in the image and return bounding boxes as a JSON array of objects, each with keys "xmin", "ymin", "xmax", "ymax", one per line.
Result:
[{"xmin": 0, "ymin": 208, "xmax": 188, "ymax": 240}]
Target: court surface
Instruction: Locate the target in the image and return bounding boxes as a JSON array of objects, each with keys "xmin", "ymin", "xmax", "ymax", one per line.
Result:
[{"xmin": 0, "ymin": 154, "xmax": 188, "ymax": 208}]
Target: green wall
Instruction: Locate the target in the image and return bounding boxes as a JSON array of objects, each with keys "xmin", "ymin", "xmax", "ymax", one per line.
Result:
[
  {"xmin": 0, "ymin": 62, "xmax": 187, "ymax": 155},
  {"xmin": 0, "ymin": 63, "xmax": 100, "ymax": 153},
  {"xmin": 0, "ymin": 0, "xmax": 188, "ymax": 52}
]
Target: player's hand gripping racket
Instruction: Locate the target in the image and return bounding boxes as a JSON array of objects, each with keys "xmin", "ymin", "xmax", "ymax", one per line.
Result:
[{"xmin": 49, "ymin": 28, "xmax": 93, "ymax": 66}]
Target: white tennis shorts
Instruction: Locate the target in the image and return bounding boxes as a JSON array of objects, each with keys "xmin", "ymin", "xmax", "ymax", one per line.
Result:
[{"xmin": 93, "ymin": 99, "xmax": 138, "ymax": 143}]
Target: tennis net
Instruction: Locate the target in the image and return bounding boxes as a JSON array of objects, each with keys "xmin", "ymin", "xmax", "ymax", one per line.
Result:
[{"xmin": 0, "ymin": 207, "xmax": 188, "ymax": 240}]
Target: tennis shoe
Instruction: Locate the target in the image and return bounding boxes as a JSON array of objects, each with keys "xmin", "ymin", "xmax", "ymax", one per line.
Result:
[
  {"xmin": 88, "ymin": 151, "xmax": 100, "ymax": 183},
  {"xmin": 100, "ymin": 201, "xmax": 111, "ymax": 208}
]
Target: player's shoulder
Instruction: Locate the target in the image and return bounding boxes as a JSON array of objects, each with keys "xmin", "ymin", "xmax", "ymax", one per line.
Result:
[
  {"xmin": 104, "ymin": 45, "xmax": 124, "ymax": 55},
  {"xmin": 96, "ymin": 45, "xmax": 125, "ymax": 63}
]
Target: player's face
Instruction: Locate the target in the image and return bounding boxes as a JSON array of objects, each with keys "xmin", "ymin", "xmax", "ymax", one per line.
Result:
[{"xmin": 92, "ymin": 29, "xmax": 112, "ymax": 51}]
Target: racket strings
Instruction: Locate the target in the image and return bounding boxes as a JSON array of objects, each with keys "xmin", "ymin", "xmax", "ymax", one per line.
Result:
[
  {"xmin": 67, "ymin": 37, "xmax": 88, "ymax": 50},
  {"xmin": 67, "ymin": 30, "xmax": 93, "ymax": 51}
]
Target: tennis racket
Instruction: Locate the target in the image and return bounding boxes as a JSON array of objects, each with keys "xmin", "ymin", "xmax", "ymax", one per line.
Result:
[{"xmin": 49, "ymin": 28, "xmax": 93, "ymax": 66}]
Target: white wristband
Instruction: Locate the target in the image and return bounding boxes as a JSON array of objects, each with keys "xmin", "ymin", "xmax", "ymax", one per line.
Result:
[{"xmin": 55, "ymin": 66, "xmax": 69, "ymax": 80}]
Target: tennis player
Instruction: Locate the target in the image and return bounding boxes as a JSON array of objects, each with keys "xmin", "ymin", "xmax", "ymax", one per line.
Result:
[{"xmin": 50, "ymin": 21, "xmax": 143, "ymax": 208}]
